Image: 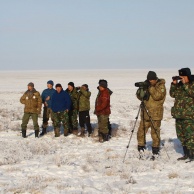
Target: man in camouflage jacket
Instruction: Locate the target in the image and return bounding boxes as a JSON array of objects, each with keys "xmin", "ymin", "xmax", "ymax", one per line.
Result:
[
  {"xmin": 136, "ymin": 71, "xmax": 166, "ymax": 157},
  {"xmin": 66, "ymin": 82, "xmax": 79, "ymax": 135},
  {"xmin": 170, "ymin": 67, "xmax": 194, "ymax": 161},
  {"xmin": 20, "ymin": 82, "xmax": 42, "ymax": 138}
]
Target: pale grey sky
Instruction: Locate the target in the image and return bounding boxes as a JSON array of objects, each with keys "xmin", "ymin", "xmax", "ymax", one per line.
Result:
[{"xmin": 0, "ymin": 0, "xmax": 194, "ymax": 70}]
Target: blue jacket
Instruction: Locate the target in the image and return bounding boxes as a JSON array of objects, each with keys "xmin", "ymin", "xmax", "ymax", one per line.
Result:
[
  {"xmin": 41, "ymin": 88, "xmax": 56, "ymax": 108},
  {"xmin": 51, "ymin": 90, "xmax": 71, "ymax": 112}
]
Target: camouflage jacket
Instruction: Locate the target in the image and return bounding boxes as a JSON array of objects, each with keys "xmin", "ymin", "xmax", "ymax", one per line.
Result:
[
  {"xmin": 66, "ymin": 88, "xmax": 78, "ymax": 110},
  {"xmin": 78, "ymin": 88, "xmax": 91, "ymax": 112},
  {"xmin": 170, "ymin": 81, "xmax": 194, "ymax": 119},
  {"xmin": 136, "ymin": 79, "xmax": 166, "ymax": 120},
  {"xmin": 20, "ymin": 88, "xmax": 42, "ymax": 114}
]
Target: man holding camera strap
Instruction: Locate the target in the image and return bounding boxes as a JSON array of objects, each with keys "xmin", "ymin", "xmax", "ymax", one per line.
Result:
[
  {"xmin": 170, "ymin": 68, "xmax": 194, "ymax": 162},
  {"xmin": 136, "ymin": 71, "xmax": 166, "ymax": 159}
]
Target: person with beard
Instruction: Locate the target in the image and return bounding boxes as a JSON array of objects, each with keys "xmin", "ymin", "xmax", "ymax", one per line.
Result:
[{"xmin": 20, "ymin": 82, "xmax": 42, "ymax": 138}]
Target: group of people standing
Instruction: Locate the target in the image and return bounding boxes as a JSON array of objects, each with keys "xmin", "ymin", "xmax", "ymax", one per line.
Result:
[
  {"xmin": 136, "ymin": 67, "xmax": 194, "ymax": 161},
  {"xmin": 20, "ymin": 79, "xmax": 112, "ymax": 143},
  {"xmin": 20, "ymin": 67, "xmax": 194, "ymax": 161}
]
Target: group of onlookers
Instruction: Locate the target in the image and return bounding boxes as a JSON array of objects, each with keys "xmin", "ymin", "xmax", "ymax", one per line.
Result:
[
  {"xmin": 20, "ymin": 67, "xmax": 194, "ymax": 161},
  {"xmin": 20, "ymin": 79, "xmax": 112, "ymax": 143}
]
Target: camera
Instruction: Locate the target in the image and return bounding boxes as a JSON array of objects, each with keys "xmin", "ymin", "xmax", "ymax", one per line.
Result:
[
  {"xmin": 75, "ymin": 87, "xmax": 80, "ymax": 90},
  {"xmin": 135, "ymin": 81, "xmax": 149, "ymax": 89},
  {"xmin": 172, "ymin": 76, "xmax": 181, "ymax": 80}
]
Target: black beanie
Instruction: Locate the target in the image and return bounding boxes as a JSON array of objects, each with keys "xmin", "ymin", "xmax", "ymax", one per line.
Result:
[
  {"xmin": 99, "ymin": 80, "xmax": 108, "ymax": 88},
  {"xmin": 179, "ymin": 68, "xmax": 191, "ymax": 77},
  {"xmin": 55, "ymin": 83, "xmax": 62, "ymax": 88},
  {"xmin": 82, "ymin": 84, "xmax": 88, "ymax": 89},
  {"xmin": 68, "ymin": 82, "xmax": 74, "ymax": 88},
  {"xmin": 147, "ymin": 71, "xmax": 157, "ymax": 80}
]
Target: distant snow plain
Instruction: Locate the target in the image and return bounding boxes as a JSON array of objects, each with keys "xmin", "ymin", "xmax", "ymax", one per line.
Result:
[{"xmin": 0, "ymin": 69, "xmax": 194, "ymax": 194}]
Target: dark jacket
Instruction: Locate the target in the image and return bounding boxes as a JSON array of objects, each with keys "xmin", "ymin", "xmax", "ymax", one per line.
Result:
[
  {"xmin": 51, "ymin": 90, "xmax": 71, "ymax": 112},
  {"xmin": 41, "ymin": 88, "xmax": 55, "ymax": 108},
  {"xmin": 95, "ymin": 88, "xmax": 111, "ymax": 115},
  {"xmin": 20, "ymin": 88, "xmax": 42, "ymax": 114}
]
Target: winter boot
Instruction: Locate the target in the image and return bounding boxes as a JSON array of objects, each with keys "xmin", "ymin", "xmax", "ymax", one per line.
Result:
[
  {"xmin": 35, "ymin": 130, "xmax": 39, "ymax": 138},
  {"xmin": 79, "ymin": 128, "xmax": 85, "ymax": 137},
  {"xmin": 99, "ymin": 133, "xmax": 104, "ymax": 143},
  {"xmin": 87, "ymin": 126, "xmax": 93, "ymax": 137},
  {"xmin": 150, "ymin": 147, "xmax": 160, "ymax": 161},
  {"xmin": 177, "ymin": 146, "xmax": 189, "ymax": 160},
  {"xmin": 54, "ymin": 128, "xmax": 60, "ymax": 137},
  {"xmin": 40, "ymin": 127, "xmax": 47, "ymax": 136},
  {"xmin": 64, "ymin": 129, "xmax": 68, "ymax": 136},
  {"xmin": 186, "ymin": 149, "xmax": 194, "ymax": 163},
  {"xmin": 72, "ymin": 128, "xmax": 78, "ymax": 135},
  {"xmin": 138, "ymin": 145, "xmax": 146, "ymax": 152},
  {"xmin": 22, "ymin": 130, "xmax": 27, "ymax": 138},
  {"xmin": 103, "ymin": 133, "xmax": 109, "ymax": 142}
]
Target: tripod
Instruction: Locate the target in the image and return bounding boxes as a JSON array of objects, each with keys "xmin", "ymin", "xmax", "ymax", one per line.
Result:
[{"xmin": 123, "ymin": 99, "xmax": 169, "ymax": 163}]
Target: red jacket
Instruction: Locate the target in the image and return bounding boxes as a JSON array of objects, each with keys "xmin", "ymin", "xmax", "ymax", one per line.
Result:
[{"xmin": 95, "ymin": 88, "xmax": 111, "ymax": 115}]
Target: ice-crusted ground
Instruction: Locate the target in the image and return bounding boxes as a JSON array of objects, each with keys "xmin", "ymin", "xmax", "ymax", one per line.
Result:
[{"xmin": 0, "ymin": 69, "xmax": 194, "ymax": 194}]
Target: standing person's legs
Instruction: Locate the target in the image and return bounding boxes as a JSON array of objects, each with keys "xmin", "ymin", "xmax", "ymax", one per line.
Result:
[
  {"xmin": 31, "ymin": 113, "xmax": 39, "ymax": 137},
  {"xmin": 151, "ymin": 120, "xmax": 161, "ymax": 154},
  {"xmin": 61, "ymin": 111, "xmax": 70, "ymax": 136},
  {"xmin": 137, "ymin": 120, "xmax": 150, "ymax": 151},
  {"xmin": 98, "ymin": 115, "xmax": 109, "ymax": 142},
  {"xmin": 72, "ymin": 109, "xmax": 78, "ymax": 134},
  {"xmin": 21, "ymin": 113, "xmax": 31, "ymax": 137},
  {"xmin": 52, "ymin": 112, "xmax": 61, "ymax": 137},
  {"xmin": 79, "ymin": 111, "xmax": 85, "ymax": 137},
  {"xmin": 85, "ymin": 110, "xmax": 92, "ymax": 135}
]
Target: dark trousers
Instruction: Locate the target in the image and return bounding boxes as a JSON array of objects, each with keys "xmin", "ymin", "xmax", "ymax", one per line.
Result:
[{"xmin": 79, "ymin": 111, "xmax": 92, "ymax": 134}]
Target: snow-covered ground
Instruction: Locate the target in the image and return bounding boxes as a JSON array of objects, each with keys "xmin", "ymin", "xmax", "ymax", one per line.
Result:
[{"xmin": 0, "ymin": 69, "xmax": 194, "ymax": 194}]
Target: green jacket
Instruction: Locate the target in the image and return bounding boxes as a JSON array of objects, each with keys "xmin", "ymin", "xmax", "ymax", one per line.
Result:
[
  {"xmin": 136, "ymin": 79, "xmax": 166, "ymax": 120},
  {"xmin": 78, "ymin": 88, "xmax": 91, "ymax": 112},
  {"xmin": 170, "ymin": 81, "xmax": 194, "ymax": 119},
  {"xmin": 66, "ymin": 88, "xmax": 78, "ymax": 110},
  {"xmin": 20, "ymin": 89, "xmax": 42, "ymax": 114}
]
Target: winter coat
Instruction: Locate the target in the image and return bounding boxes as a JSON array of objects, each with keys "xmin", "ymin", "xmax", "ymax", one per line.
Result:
[
  {"xmin": 136, "ymin": 79, "xmax": 166, "ymax": 120},
  {"xmin": 170, "ymin": 80, "xmax": 194, "ymax": 119},
  {"xmin": 95, "ymin": 88, "xmax": 111, "ymax": 115},
  {"xmin": 51, "ymin": 90, "xmax": 71, "ymax": 112},
  {"xmin": 41, "ymin": 88, "xmax": 55, "ymax": 108},
  {"xmin": 66, "ymin": 88, "xmax": 78, "ymax": 110},
  {"xmin": 20, "ymin": 88, "xmax": 42, "ymax": 114},
  {"xmin": 78, "ymin": 88, "xmax": 91, "ymax": 112}
]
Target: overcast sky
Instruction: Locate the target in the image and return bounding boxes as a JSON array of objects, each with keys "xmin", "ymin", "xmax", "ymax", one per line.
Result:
[{"xmin": 0, "ymin": 0, "xmax": 194, "ymax": 70}]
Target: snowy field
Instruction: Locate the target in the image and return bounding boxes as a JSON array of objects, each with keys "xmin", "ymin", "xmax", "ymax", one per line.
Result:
[{"xmin": 0, "ymin": 69, "xmax": 194, "ymax": 194}]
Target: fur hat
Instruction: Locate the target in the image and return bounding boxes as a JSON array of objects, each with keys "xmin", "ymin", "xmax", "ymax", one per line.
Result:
[
  {"xmin": 68, "ymin": 82, "xmax": 74, "ymax": 88},
  {"xmin": 47, "ymin": 80, "xmax": 54, "ymax": 86},
  {"xmin": 27, "ymin": 82, "xmax": 34, "ymax": 87},
  {"xmin": 179, "ymin": 68, "xmax": 191, "ymax": 77},
  {"xmin": 147, "ymin": 71, "xmax": 157, "ymax": 80}
]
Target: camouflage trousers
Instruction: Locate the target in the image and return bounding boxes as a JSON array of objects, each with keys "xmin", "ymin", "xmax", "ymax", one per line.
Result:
[
  {"xmin": 176, "ymin": 119, "xmax": 194, "ymax": 149},
  {"xmin": 42, "ymin": 107, "xmax": 54, "ymax": 128},
  {"xmin": 68, "ymin": 109, "xmax": 78, "ymax": 130},
  {"xmin": 52, "ymin": 111, "xmax": 69, "ymax": 135},
  {"xmin": 97, "ymin": 115, "xmax": 109, "ymax": 134},
  {"xmin": 21, "ymin": 113, "xmax": 39, "ymax": 130},
  {"xmin": 137, "ymin": 120, "xmax": 161, "ymax": 147}
]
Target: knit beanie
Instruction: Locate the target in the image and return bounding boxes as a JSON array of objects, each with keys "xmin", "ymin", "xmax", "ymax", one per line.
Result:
[
  {"xmin": 27, "ymin": 82, "xmax": 34, "ymax": 87},
  {"xmin": 99, "ymin": 80, "xmax": 108, "ymax": 88},
  {"xmin": 68, "ymin": 82, "xmax": 74, "ymax": 88},
  {"xmin": 47, "ymin": 80, "xmax": 54, "ymax": 86},
  {"xmin": 55, "ymin": 83, "xmax": 62, "ymax": 88},
  {"xmin": 147, "ymin": 71, "xmax": 157, "ymax": 80},
  {"xmin": 82, "ymin": 84, "xmax": 88, "ymax": 89}
]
